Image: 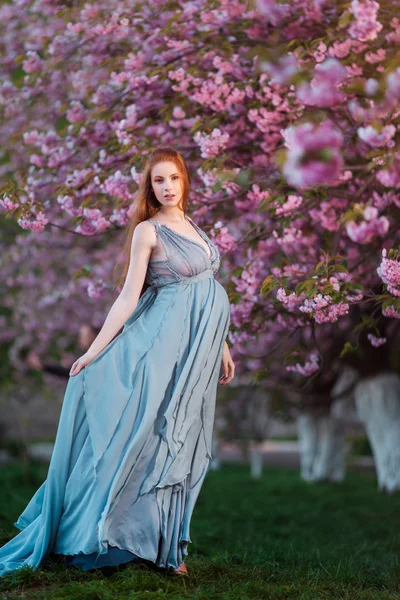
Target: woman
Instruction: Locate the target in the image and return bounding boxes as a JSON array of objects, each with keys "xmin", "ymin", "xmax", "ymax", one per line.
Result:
[{"xmin": 0, "ymin": 146, "xmax": 234, "ymax": 578}]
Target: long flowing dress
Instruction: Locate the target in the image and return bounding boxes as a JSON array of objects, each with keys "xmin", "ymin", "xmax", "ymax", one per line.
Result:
[{"xmin": 0, "ymin": 215, "xmax": 231, "ymax": 576}]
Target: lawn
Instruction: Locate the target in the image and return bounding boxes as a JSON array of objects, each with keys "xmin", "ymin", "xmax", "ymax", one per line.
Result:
[{"xmin": 0, "ymin": 462, "xmax": 399, "ymax": 599}]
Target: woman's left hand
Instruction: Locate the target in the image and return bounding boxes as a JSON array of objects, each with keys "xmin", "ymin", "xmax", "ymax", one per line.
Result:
[{"xmin": 219, "ymin": 341, "xmax": 235, "ymax": 385}]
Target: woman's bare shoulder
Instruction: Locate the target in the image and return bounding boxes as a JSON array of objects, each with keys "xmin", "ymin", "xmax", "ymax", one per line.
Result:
[{"xmin": 132, "ymin": 220, "xmax": 157, "ymax": 249}]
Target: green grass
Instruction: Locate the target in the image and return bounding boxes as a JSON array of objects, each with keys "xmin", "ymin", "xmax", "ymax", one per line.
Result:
[{"xmin": 0, "ymin": 462, "xmax": 399, "ymax": 599}]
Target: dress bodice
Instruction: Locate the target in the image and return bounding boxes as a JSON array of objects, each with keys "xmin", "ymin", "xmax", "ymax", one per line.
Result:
[{"xmin": 145, "ymin": 215, "xmax": 221, "ymax": 288}]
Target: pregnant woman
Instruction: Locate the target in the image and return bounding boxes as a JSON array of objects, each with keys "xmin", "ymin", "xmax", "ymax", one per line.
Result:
[{"xmin": 0, "ymin": 146, "xmax": 235, "ymax": 578}]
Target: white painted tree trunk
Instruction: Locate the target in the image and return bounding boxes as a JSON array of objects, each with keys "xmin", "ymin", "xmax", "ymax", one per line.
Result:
[
  {"xmin": 246, "ymin": 386, "xmax": 271, "ymax": 478},
  {"xmin": 297, "ymin": 367, "xmax": 358, "ymax": 483},
  {"xmin": 297, "ymin": 411, "xmax": 346, "ymax": 482},
  {"xmin": 354, "ymin": 372, "xmax": 400, "ymax": 494},
  {"xmin": 209, "ymin": 431, "xmax": 221, "ymax": 471},
  {"xmin": 249, "ymin": 443, "xmax": 263, "ymax": 479}
]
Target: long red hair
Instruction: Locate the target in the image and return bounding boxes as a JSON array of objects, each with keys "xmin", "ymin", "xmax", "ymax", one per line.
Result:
[{"xmin": 113, "ymin": 147, "xmax": 191, "ymax": 295}]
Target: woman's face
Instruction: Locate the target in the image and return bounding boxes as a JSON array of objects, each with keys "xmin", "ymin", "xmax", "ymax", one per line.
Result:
[{"xmin": 150, "ymin": 161, "xmax": 183, "ymax": 207}]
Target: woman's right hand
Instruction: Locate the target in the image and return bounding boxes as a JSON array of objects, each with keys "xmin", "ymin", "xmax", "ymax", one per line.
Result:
[{"xmin": 69, "ymin": 351, "xmax": 96, "ymax": 377}]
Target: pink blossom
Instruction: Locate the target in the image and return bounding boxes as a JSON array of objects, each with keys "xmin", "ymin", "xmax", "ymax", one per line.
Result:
[
  {"xmin": 66, "ymin": 101, "xmax": 86, "ymax": 123},
  {"xmin": 386, "ymin": 67, "xmax": 400, "ymax": 103},
  {"xmin": 346, "ymin": 205, "xmax": 389, "ymax": 244},
  {"xmin": 377, "ymin": 249, "xmax": 400, "ymax": 297},
  {"xmin": 109, "ymin": 207, "xmax": 130, "ymax": 227},
  {"xmin": 172, "ymin": 106, "xmax": 186, "ymax": 119},
  {"xmin": 87, "ymin": 279, "xmax": 107, "ymax": 299},
  {"xmin": 382, "ymin": 305, "xmax": 400, "ymax": 319},
  {"xmin": 386, "ymin": 17, "xmax": 400, "ymax": 44},
  {"xmin": 328, "ymin": 39, "xmax": 352, "ymax": 59},
  {"xmin": 230, "ymin": 300, "xmax": 253, "ymax": 328},
  {"xmin": 364, "ymin": 78, "xmax": 379, "ymax": 95},
  {"xmin": 232, "ymin": 252, "xmax": 264, "ymax": 303},
  {"xmin": 365, "ymin": 49, "xmax": 386, "ymax": 63},
  {"xmin": 367, "ymin": 333, "xmax": 387, "ymax": 347},
  {"xmin": 236, "ymin": 184, "xmax": 270, "ymax": 212},
  {"xmin": 17, "ymin": 211, "xmax": 48, "ymax": 232},
  {"xmin": 309, "ymin": 197, "xmax": 348, "ymax": 231},
  {"xmin": 276, "ymin": 288, "xmax": 305, "ymax": 312},
  {"xmin": 0, "ymin": 196, "xmax": 19, "ymax": 211},
  {"xmin": 75, "ymin": 208, "xmax": 110, "ymax": 236},
  {"xmin": 275, "ymin": 194, "xmax": 303, "ymax": 215},
  {"xmin": 260, "ymin": 55, "xmax": 298, "ymax": 85},
  {"xmin": 349, "ymin": 0, "xmax": 383, "ymax": 42},
  {"xmin": 57, "ymin": 194, "xmax": 83, "ymax": 217},
  {"xmin": 193, "ymin": 128, "xmax": 230, "ymax": 158},
  {"xmin": 357, "ymin": 125, "xmax": 395, "ymax": 147},
  {"xmin": 376, "ymin": 156, "xmax": 400, "ymax": 187},
  {"xmin": 209, "ymin": 221, "xmax": 235, "ymax": 253},
  {"xmin": 313, "ymin": 41, "xmax": 327, "ymax": 63},
  {"xmin": 300, "ymin": 294, "xmax": 350, "ymax": 323},
  {"xmin": 286, "ymin": 353, "xmax": 320, "ymax": 376},
  {"xmin": 255, "ymin": 0, "xmax": 290, "ymax": 26},
  {"xmin": 22, "ymin": 51, "xmax": 43, "ymax": 73},
  {"xmin": 100, "ymin": 170, "xmax": 134, "ymax": 200},
  {"xmin": 297, "ymin": 58, "xmax": 347, "ymax": 107},
  {"xmin": 282, "ymin": 121, "xmax": 344, "ymax": 188}
]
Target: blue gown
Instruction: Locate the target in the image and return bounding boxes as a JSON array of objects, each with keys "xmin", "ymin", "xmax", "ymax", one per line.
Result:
[{"xmin": 0, "ymin": 215, "xmax": 231, "ymax": 575}]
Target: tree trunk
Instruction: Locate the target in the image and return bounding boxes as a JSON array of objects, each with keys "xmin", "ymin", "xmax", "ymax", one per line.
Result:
[
  {"xmin": 249, "ymin": 443, "xmax": 263, "ymax": 479},
  {"xmin": 209, "ymin": 431, "xmax": 221, "ymax": 471},
  {"xmin": 296, "ymin": 367, "xmax": 357, "ymax": 482},
  {"xmin": 354, "ymin": 372, "xmax": 400, "ymax": 494},
  {"xmin": 297, "ymin": 411, "xmax": 346, "ymax": 482}
]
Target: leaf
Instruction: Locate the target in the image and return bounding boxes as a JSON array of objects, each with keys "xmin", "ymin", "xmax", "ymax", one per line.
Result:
[
  {"xmin": 339, "ymin": 341, "xmax": 357, "ymax": 358},
  {"xmin": 338, "ymin": 10, "xmax": 353, "ymax": 29}
]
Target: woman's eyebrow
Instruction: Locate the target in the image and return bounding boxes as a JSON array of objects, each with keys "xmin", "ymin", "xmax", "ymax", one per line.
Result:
[{"xmin": 154, "ymin": 172, "xmax": 179, "ymax": 178}]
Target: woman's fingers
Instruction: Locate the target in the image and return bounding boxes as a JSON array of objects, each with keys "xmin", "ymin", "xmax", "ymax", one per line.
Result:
[
  {"xmin": 219, "ymin": 359, "xmax": 235, "ymax": 385},
  {"xmin": 69, "ymin": 359, "xmax": 81, "ymax": 377}
]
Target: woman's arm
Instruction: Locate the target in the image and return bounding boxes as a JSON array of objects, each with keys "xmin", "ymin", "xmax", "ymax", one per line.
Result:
[{"xmin": 69, "ymin": 221, "xmax": 156, "ymax": 376}]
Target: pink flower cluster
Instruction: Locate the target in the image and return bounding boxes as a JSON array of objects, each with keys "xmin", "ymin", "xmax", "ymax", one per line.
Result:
[
  {"xmin": 230, "ymin": 300, "xmax": 254, "ymax": 329},
  {"xmin": 367, "ymin": 333, "xmax": 387, "ymax": 347},
  {"xmin": 87, "ymin": 278, "xmax": 107, "ymax": 299},
  {"xmin": 299, "ymin": 294, "xmax": 350, "ymax": 324},
  {"xmin": 377, "ymin": 249, "xmax": 400, "ymax": 297},
  {"xmin": 286, "ymin": 353, "xmax": 320, "ymax": 376},
  {"xmin": 75, "ymin": 208, "xmax": 110, "ymax": 236},
  {"xmin": 297, "ymin": 58, "xmax": 347, "ymax": 108},
  {"xmin": 66, "ymin": 100, "xmax": 87, "ymax": 123},
  {"xmin": 276, "ymin": 288, "xmax": 305, "ymax": 312},
  {"xmin": 235, "ymin": 184, "xmax": 270, "ymax": 212},
  {"xmin": 260, "ymin": 54, "xmax": 298, "ymax": 85},
  {"xmin": 17, "ymin": 211, "xmax": 48, "ymax": 232},
  {"xmin": 99, "ymin": 170, "xmax": 134, "ymax": 201},
  {"xmin": 376, "ymin": 155, "xmax": 400, "ymax": 188},
  {"xmin": 22, "ymin": 51, "xmax": 43, "ymax": 73},
  {"xmin": 0, "ymin": 195, "xmax": 19, "ymax": 211},
  {"xmin": 357, "ymin": 124, "xmax": 395, "ymax": 147},
  {"xmin": 349, "ymin": 0, "xmax": 383, "ymax": 42},
  {"xmin": 275, "ymin": 194, "xmax": 303, "ymax": 215},
  {"xmin": 232, "ymin": 252, "xmax": 264, "ymax": 303},
  {"xmin": 282, "ymin": 121, "xmax": 344, "ymax": 188},
  {"xmin": 309, "ymin": 197, "xmax": 348, "ymax": 231},
  {"xmin": 346, "ymin": 205, "xmax": 389, "ymax": 244},
  {"xmin": 382, "ymin": 305, "xmax": 400, "ymax": 319},
  {"xmin": 193, "ymin": 128, "xmax": 230, "ymax": 158},
  {"xmin": 209, "ymin": 220, "xmax": 235, "ymax": 253}
]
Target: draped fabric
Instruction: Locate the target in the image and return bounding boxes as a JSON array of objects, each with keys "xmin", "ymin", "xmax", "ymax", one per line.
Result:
[{"xmin": 0, "ymin": 215, "xmax": 231, "ymax": 575}]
